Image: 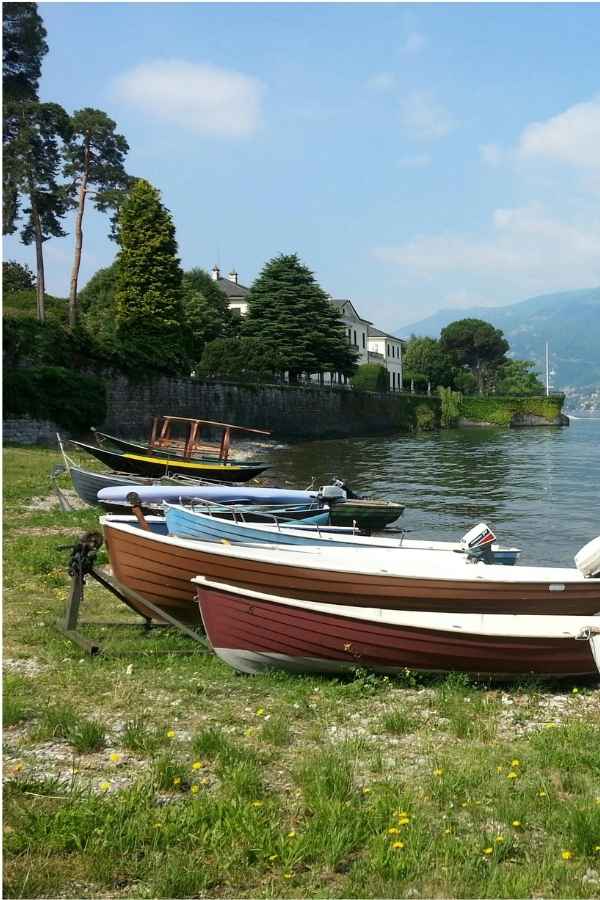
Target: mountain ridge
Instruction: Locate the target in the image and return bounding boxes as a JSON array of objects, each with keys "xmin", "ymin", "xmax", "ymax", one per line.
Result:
[{"xmin": 395, "ymin": 287, "xmax": 600, "ymax": 389}]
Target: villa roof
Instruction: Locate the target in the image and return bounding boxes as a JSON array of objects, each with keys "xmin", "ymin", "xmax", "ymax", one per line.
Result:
[
  {"xmin": 330, "ymin": 298, "xmax": 372, "ymax": 325},
  {"xmin": 368, "ymin": 325, "xmax": 407, "ymax": 343},
  {"xmin": 216, "ymin": 277, "xmax": 250, "ymax": 298}
]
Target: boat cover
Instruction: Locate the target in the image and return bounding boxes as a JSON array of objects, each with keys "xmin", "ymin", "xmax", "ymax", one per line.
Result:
[{"xmin": 97, "ymin": 484, "xmax": 317, "ymax": 504}]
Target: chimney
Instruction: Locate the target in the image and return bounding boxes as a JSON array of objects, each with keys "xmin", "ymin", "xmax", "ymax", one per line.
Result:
[
  {"xmin": 228, "ymin": 269, "xmax": 238, "ymax": 285},
  {"xmin": 211, "ymin": 265, "xmax": 220, "ymax": 281}
]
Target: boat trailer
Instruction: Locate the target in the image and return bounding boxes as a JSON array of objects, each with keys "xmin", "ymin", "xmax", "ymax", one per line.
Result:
[{"xmin": 56, "ymin": 530, "xmax": 208, "ymax": 656}]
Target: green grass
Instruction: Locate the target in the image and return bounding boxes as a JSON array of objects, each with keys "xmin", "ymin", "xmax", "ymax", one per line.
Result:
[{"xmin": 3, "ymin": 446, "xmax": 600, "ymax": 898}]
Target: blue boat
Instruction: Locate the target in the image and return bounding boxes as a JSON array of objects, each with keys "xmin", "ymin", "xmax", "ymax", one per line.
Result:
[{"xmin": 163, "ymin": 504, "xmax": 521, "ymax": 563}]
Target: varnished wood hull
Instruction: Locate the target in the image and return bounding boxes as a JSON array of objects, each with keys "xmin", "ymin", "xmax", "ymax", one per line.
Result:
[
  {"xmin": 101, "ymin": 519, "xmax": 600, "ymax": 621},
  {"xmin": 197, "ymin": 583, "xmax": 598, "ymax": 678}
]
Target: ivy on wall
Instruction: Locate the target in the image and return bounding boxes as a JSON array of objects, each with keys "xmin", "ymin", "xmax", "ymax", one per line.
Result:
[{"xmin": 461, "ymin": 395, "xmax": 565, "ymax": 426}]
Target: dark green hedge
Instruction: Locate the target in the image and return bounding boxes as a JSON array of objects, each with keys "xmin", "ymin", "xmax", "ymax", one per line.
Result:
[
  {"xmin": 351, "ymin": 363, "xmax": 389, "ymax": 392},
  {"xmin": 3, "ymin": 366, "xmax": 107, "ymax": 431}
]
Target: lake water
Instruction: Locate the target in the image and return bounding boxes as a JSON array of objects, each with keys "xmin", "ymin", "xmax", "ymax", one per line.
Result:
[{"xmin": 263, "ymin": 418, "xmax": 600, "ymax": 567}]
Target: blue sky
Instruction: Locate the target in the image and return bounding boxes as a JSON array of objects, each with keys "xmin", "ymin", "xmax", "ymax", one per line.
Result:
[{"xmin": 4, "ymin": 2, "xmax": 600, "ymax": 331}]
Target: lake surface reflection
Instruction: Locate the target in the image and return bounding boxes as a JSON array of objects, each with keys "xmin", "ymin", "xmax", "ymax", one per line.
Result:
[{"xmin": 264, "ymin": 419, "xmax": 600, "ymax": 567}]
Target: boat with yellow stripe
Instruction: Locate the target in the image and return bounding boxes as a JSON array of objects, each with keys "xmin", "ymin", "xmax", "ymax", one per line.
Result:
[{"xmin": 70, "ymin": 440, "xmax": 269, "ymax": 482}]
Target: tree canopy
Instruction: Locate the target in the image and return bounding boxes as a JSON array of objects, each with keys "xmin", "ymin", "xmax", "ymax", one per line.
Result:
[
  {"xmin": 182, "ymin": 268, "xmax": 238, "ymax": 364},
  {"xmin": 440, "ymin": 318, "xmax": 508, "ymax": 394},
  {"xmin": 3, "ymin": 260, "xmax": 35, "ymax": 293},
  {"xmin": 494, "ymin": 359, "xmax": 545, "ymax": 396},
  {"xmin": 403, "ymin": 336, "xmax": 453, "ymax": 392},
  {"xmin": 244, "ymin": 253, "xmax": 358, "ymax": 382},
  {"xmin": 113, "ymin": 179, "xmax": 189, "ymax": 374}
]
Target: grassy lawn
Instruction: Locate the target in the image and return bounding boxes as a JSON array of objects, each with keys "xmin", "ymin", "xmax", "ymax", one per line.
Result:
[{"xmin": 3, "ymin": 445, "xmax": 600, "ymax": 899}]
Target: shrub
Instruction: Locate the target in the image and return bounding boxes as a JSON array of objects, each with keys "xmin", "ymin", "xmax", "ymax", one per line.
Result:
[
  {"xmin": 351, "ymin": 363, "xmax": 388, "ymax": 393},
  {"xmin": 437, "ymin": 386, "xmax": 463, "ymax": 427},
  {"xmin": 3, "ymin": 366, "xmax": 107, "ymax": 431}
]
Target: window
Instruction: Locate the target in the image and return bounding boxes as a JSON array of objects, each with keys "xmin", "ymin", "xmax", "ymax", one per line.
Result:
[
  {"xmin": 362, "ymin": 333, "xmax": 366, "ymax": 348},
  {"xmin": 354, "ymin": 329, "xmax": 357, "ymax": 345}
]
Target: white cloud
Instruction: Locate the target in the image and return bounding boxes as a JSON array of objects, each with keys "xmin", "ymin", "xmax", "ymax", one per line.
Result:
[
  {"xmin": 114, "ymin": 59, "xmax": 263, "ymax": 137},
  {"xmin": 374, "ymin": 205, "xmax": 600, "ymax": 291},
  {"xmin": 399, "ymin": 90, "xmax": 455, "ymax": 141},
  {"xmin": 517, "ymin": 96, "xmax": 600, "ymax": 170},
  {"xmin": 367, "ymin": 72, "xmax": 396, "ymax": 92},
  {"xmin": 401, "ymin": 31, "xmax": 427, "ymax": 54},
  {"xmin": 397, "ymin": 153, "xmax": 431, "ymax": 168}
]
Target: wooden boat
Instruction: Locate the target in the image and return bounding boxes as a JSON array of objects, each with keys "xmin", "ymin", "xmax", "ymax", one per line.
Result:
[
  {"xmin": 100, "ymin": 516, "xmax": 600, "ymax": 622},
  {"xmin": 194, "ymin": 578, "xmax": 600, "ymax": 678},
  {"xmin": 70, "ymin": 440, "xmax": 269, "ymax": 482},
  {"xmin": 93, "ymin": 416, "xmax": 271, "ymax": 462},
  {"xmin": 163, "ymin": 503, "xmax": 520, "ymax": 564}
]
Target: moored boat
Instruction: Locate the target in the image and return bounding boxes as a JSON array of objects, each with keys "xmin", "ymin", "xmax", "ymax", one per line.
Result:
[
  {"xmin": 94, "ymin": 416, "xmax": 271, "ymax": 462},
  {"xmin": 71, "ymin": 440, "xmax": 269, "ymax": 482},
  {"xmin": 163, "ymin": 503, "xmax": 521, "ymax": 564},
  {"xmin": 193, "ymin": 577, "xmax": 600, "ymax": 678},
  {"xmin": 100, "ymin": 515, "xmax": 600, "ymax": 619}
]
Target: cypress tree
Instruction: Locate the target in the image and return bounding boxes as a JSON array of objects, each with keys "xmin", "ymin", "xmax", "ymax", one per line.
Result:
[
  {"xmin": 244, "ymin": 253, "xmax": 358, "ymax": 383},
  {"xmin": 114, "ymin": 179, "xmax": 189, "ymax": 374}
]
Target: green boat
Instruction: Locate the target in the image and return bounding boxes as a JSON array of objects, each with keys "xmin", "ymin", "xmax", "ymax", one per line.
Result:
[{"xmin": 329, "ymin": 498, "xmax": 404, "ymax": 531}]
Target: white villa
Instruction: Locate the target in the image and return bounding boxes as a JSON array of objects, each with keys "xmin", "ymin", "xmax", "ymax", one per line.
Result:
[{"xmin": 211, "ymin": 266, "xmax": 406, "ymax": 391}]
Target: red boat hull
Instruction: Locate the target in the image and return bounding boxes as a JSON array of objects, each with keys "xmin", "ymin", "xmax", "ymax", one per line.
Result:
[{"xmin": 197, "ymin": 585, "xmax": 598, "ymax": 678}]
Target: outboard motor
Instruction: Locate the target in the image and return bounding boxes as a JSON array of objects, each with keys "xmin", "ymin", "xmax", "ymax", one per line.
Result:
[
  {"xmin": 574, "ymin": 536, "xmax": 600, "ymax": 578},
  {"xmin": 461, "ymin": 522, "xmax": 496, "ymax": 564},
  {"xmin": 319, "ymin": 483, "xmax": 347, "ymax": 502},
  {"xmin": 333, "ymin": 479, "xmax": 361, "ymax": 500}
]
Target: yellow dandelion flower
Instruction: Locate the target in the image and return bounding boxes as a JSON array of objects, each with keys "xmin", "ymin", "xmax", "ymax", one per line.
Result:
[
  {"xmin": 593, "ymin": 846, "xmax": 600, "ymax": 853},
  {"xmin": 392, "ymin": 841, "xmax": 405, "ymax": 850},
  {"xmin": 256, "ymin": 708, "xmax": 265, "ymax": 717},
  {"xmin": 388, "ymin": 827, "xmax": 400, "ymax": 834},
  {"xmin": 244, "ymin": 727, "xmax": 255, "ymax": 737},
  {"xmin": 283, "ymin": 873, "xmax": 293, "ymax": 879},
  {"xmin": 269, "ymin": 854, "xmax": 278, "ymax": 862},
  {"xmin": 483, "ymin": 847, "xmax": 493, "ymax": 856},
  {"xmin": 287, "ymin": 830, "xmax": 297, "ymax": 838},
  {"xmin": 538, "ymin": 790, "xmax": 548, "ymax": 797},
  {"xmin": 496, "ymin": 766, "xmax": 504, "ymax": 773},
  {"xmin": 512, "ymin": 820, "xmax": 522, "ymax": 828},
  {"xmin": 110, "ymin": 752, "xmax": 121, "ymax": 763},
  {"xmin": 561, "ymin": 850, "xmax": 574, "ymax": 860},
  {"xmin": 166, "ymin": 729, "xmax": 176, "ymax": 739},
  {"xmin": 99, "ymin": 781, "xmax": 111, "ymax": 792},
  {"xmin": 362, "ymin": 787, "xmax": 372, "ymax": 795},
  {"xmin": 192, "ymin": 761, "xmax": 203, "ymax": 770},
  {"xmin": 433, "ymin": 768, "xmax": 444, "ymax": 776},
  {"xmin": 191, "ymin": 785, "xmax": 199, "ymax": 795},
  {"xmin": 252, "ymin": 800, "xmax": 264, "ymax": 807},
  {"xmin": 572, "ymin": 687, "xmax": 579, "ymax": 694},
  {"xmin": 173, "ymin": 776, "xmax": 181, "ymax": 785},
  {"xmin": 507, "ymin": 772, "xmax": 518, "ymax": 780},
  {"xmin": 398, "ymin": 818, "xmax": 410, "ymax": 826},
  {"xmin": 153, "ymin": 822, "xmax": 163, "ymax": 828},
  {"xmin": 13, "ymin": 762, "xmax": 24, "ymax": 773},
  {"xmin": 396, "ymin": 810, "xmax": 409, "ymax": 817},
  {"xmin": 510, "ymin": 759, "xmax": 520, "ymax": 768},
  {"xmin": 495, "ymin": 836, "xmax": 505, "ymax": 843}
]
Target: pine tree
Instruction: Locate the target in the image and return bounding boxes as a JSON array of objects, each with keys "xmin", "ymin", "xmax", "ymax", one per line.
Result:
[
  {"xmin": 3, "ymin": 2, "xmax": 48, "ymax": 234},
  {"xmin": 244, "ymin": 253, "xmax": 358, "ymax": 383},
  {"xmin": 64, "ymin": 108, "xmax": 129, "ymax": 326},
  {"xmin": 114, "ymin": 179, "xmax": 189, "ymax": 374}
]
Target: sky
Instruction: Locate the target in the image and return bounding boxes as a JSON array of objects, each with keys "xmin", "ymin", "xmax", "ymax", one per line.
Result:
[{"xmin": 4, "ymin": 1, "xmax": 600, "ymax": 331}]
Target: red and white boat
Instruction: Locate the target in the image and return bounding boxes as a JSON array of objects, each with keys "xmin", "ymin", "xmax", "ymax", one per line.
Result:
[{"xmin": 193, "ymin": 577, "xmax": 600, "ymax": 679}]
